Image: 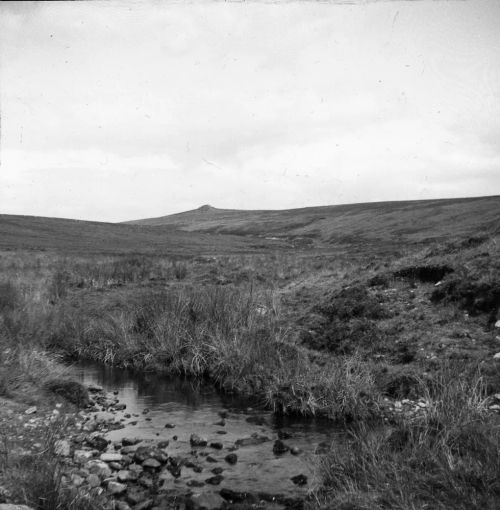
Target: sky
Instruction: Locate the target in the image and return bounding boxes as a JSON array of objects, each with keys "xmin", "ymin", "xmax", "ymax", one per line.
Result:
[{"xmin": 0, "ymin": 0, "xmax": 499, "ymax": 222}]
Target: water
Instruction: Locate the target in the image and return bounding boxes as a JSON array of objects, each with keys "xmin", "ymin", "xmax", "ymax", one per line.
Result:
[{"xmin": 74, "ymin": 362, "xmax": 340, "ymax": 498}]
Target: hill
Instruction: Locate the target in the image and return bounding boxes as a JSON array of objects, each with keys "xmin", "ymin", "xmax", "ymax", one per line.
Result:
[
  {"xmin": 126, "ymin": 195, "xmax": 500, "ymax": 247},
  {"xmin": 0, "ymin": 214, "xmax": 284, "ymax": 255}
]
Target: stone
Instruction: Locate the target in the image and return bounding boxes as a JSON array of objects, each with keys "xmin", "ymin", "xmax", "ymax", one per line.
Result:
[
  {"xmin": 87, "ymin": 460, "xmax": 112, "ymax": 478},
  {"xmin": 122, "ymin": 437, "xmax": 140, "ymax": 446},
  {"xmin": 290, "ymin": 446, "xmax": 301, "ymax": 455},
  {"xmin": 117, "ymin": 470, "xmax": 134, "ymax": 482},
  {"xmin": 107, "ymin": 481, "xmax": 127, "ymax": 495},
  {"xmin": 128, "ymin": 463, "xmax": 144, "ymax": 474},
  {"xmin": 190, "ymin": 434, "xmax": 207, "ymax": 447},
  {"xmin": 87, "ymin": 435, "xmax": 108, "ymax": 451},
  {"xmin": 54, "ymin": 440, "xmax": 71, "ymax": 457},
  {"xmin": 87, "ymin": 474, "xmax": 101, "ymax": 488},
  {"xmin": 25, "ymin": 407, "xmax": 37, "ymax": 415},
  {"xmin": 115, "ymin": 502, "xmax": 131, "ymax": 510},
  {"xmin": 235, "ymin": 435, "xmax": 269, "ymax": 447},
  {"xmin": 272, "ymin": 440, "xmax": 289, "ymax": 455},
  {"xmin": 186, "ymin": 480, "xmax": 205, "ymax": 488},
  {"xmin": 205, "ymin": 474, "xmax": 223, "ymax": 485},
  {"xmin": 245, "ymin": 415, "xmax": 266, "ymax": 425},
  {"xmin": 495, "ymin": 320, "xmax": 500, "ymax": 328},
  {"xmin": 210, "ymin": 442, "xmax": 223, "ymax": 450},
  {"xmin": 164, "ymin": 423, "xmax": 175, "ymax": 428},
  {"xmin": 206, "ymin": 455, "xmax": 218, "ymax": 463},
  {"xmin": 187, "ymin": 493, "xmax": 225, "ymax": 510},
  {"xmin": 126, "ymin": 489, "xmax": 148, "ymax": 505},
  {"xmin": 211, "ymin": 467, "xmax": 223, "ymax": 475},
  {"xmin": 291, "ymin": 474, "xmax": 308, "ymax": 486},
  {"xmin": 494, "ymin": 353, "xmax": 500, "ymax": 360},
  {"xmin": 74, "ymin": 450, "xmax": 94, "ymax": 463},
  {"xmin": 134, "ymin": 500, "xmax": 154, "ymax": 510},
  {"xmin": 87, "ymin": 384, "xmax": 104, "ymax": 392},
  {"xmin": 0, "ymin": 506, "xmax": 34, "ymax": 510},
  {"xmin": 142, "ymin": 458, "xmax": 161, "ymax": 470},
  {"xmin": 224, "ymin": 453, "xmax": 237, "ymax": 465},
  {"xmin": 100, "ymin": 453, "xmax": 123, "ymax": 462},
  {"xmin": 114, "ymin": 403, "xmax": 126, "ymax": 410},
  {"xmin": 71, "ymin": 474, "xmax": 85, "ymax": 487},
  {"xmin": 219, "ymin": 488, "xmax": 254, "ymax": 503}
]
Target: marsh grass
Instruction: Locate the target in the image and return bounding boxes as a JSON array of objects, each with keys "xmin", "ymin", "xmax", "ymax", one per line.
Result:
[{"xmin": 315, "ymin": 366, "xmax": 500, "ymax": 509}]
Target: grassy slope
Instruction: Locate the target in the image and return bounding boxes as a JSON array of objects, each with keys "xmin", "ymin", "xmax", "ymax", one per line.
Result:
[
  {"xmin": 126, "ymin": 195, "xmax": 500, "ymax": 245},
  {"xmin": 0, "ymin": 214, "xmax": 285, "ymax": 254}
]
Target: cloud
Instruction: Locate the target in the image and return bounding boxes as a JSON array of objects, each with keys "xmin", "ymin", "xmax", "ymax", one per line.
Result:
[{"xmin": 0, "ymin": 0, "xmax": 499, "ymax": 221}]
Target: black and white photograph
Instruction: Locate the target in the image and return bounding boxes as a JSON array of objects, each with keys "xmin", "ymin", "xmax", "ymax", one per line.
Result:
[{"xmin": 0, "ymin": 0, "xmax": 499, "ymax": 508}]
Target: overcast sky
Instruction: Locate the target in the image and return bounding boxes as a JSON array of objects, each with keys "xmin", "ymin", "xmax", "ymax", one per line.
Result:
[{"xmin": 1, "ymin": 0, "xmax": 499, "ymax": 222}]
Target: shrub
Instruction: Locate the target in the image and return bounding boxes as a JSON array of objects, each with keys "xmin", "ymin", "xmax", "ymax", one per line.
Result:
[
  {"xmin": 315, "ymin": 368, "xmax": 499, "ymax": 510},
  {"xmin": 393, "ymin": 264, "xmax": 454, "ymax": 284},
  {"xmin": 0, "ymin": 281, "xmax": 20, "ymax": 312},
  {"xmin": 43, "ymin": 379, "xmax": 89, "ymax": 407}
]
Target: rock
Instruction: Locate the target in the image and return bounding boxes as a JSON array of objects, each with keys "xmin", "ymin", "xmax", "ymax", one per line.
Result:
[
  {"xmin": 246, "ymin": 415, "xmax": 266, "ymax": 425},
  {"xmin": 117, "ymin": 470, "xmax": 134, "ymax": 482},
  {"xmin": 272, "ymin": 440, "xmax": 289, "ymax": 455},
  {"xmin": 121, "ymin": 445, "xmax": 140, "ymax": 455},
  {"xmin": 134, "ymin": 500, "xmax": 154, "ymax": 510},
  {"xmin": 290, "ymin": 446, "xmax": 301, "ymax": 455},
  {"xmin": 187, "ymin": 493, "xmax": 225, "ymax": 510},
  {"xmin": 25, "ymin": 407, "xmax": 37, "ymax": 415},
  {"xmin": 0, "ymin": 506, "xmax": 34, "ymax": 510},
  {"xmin": 190, "ymin": 434, "xmax": 208, "ymax": 447},
  {"xmin": 142, "ymin": 458, "xmax": 161, "ymax": 470},
  {"xmin": 54, "ymin": 440, "xmax": 71, "ymax": 457},
  {"xmin": 122, "ymin": 437, "xmax": 140, "ymax": 446},
  {"xmin": 277, "ymin": 430, "xmax": 292, "ymax": 440},
  {"xmin": 224, "ymin": 453, "xmax": 237, "ymax": 465},
  {"xmin": 100, "ymin": 453, "xmax": 123, "ymax": 462},
  {"xmin": 164, "ymin": 423, "xmax": 175, "ymax": 428},
  {"xmin": 115, "ymin": 502, "xmax": 131, "ymax": 510},
  {"xmin": 107, "ymin": 481, "xmax": 127, "ymax": 495},
  {"xmin": 87, "ymin": 384, "xmax": 104, "ymax": 393},
  {"xmin": 291, "ymin": 474, "xmax": 308, "ymax": 486},
  {"xmin": 74, "ymin": 450, "xmax": 94, "ymax": 463},
  {"xmin": 220, "ymin": 488, "xmax": 254, "ymax": 503},
  {"xmin": 494, "ymin": 353, "xmax": 500, "ymax": 360},
  {"xmin": 114, "ymin": 403, "xmax": 126, "ymax": 410},
  {"xmin": 128, "ymin": 463, "xmax": 144, "ymax": 474},
  {"xmin": 495, "ymin": 320, "xmax": 500, "ymax": 328},
  {"xmin": 134, "ymin": 446, "xmax": 163, "ymax": 463},
  {"xmin": 86, "ymin": 435, "xmax": 109, "ymax": 451},
  {"xmin": 109, "ymin": 461, "xmax": 122, "ymax": 471},
  {"xmin": 186, "ymin": 480, "xmax": 205, "ymax": 488},
  {"xmin": 206, "ymin": 455, "xmax": 218, "ymax": 463},
  {"xmin": 205, "ymin": 474, "xmax": 223, "ymax": 485},
  {"xmin": 235, "ymin": 435, "xmax": 269, "ymax": 447},
  {"xmin": 210, "ymin": 442, "xmax": 223, "ymax": 450},
  {"xmin": 87, "ymin": 460, "xmax": 112, "ymax": 478},
  {"xmin": 126, "ymin": 489, "xmax": 148, "ymax": 505},
  {"xmin": 87, "ymin": 473, "xmax": 101, "ymax": 488},
  {"xmin": 71, "ymin": 474, "xmax": 85, "ymax": 487}
]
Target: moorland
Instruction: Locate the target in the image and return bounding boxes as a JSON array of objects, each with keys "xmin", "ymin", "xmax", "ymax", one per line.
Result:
[{"xmin": 0, "ymin": 195, "xmax": 499, "ymax": 510}]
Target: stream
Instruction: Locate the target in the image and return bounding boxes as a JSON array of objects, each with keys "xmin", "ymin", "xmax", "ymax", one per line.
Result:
[{"xmin": 74, "ymin": 362, "xmax": 341, "ymax": 501}]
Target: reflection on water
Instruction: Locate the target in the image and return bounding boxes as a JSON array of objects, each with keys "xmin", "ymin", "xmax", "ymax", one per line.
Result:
[{"xmin": 73, "ymin": 362, "xmax": 340, "ymax": 497}]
